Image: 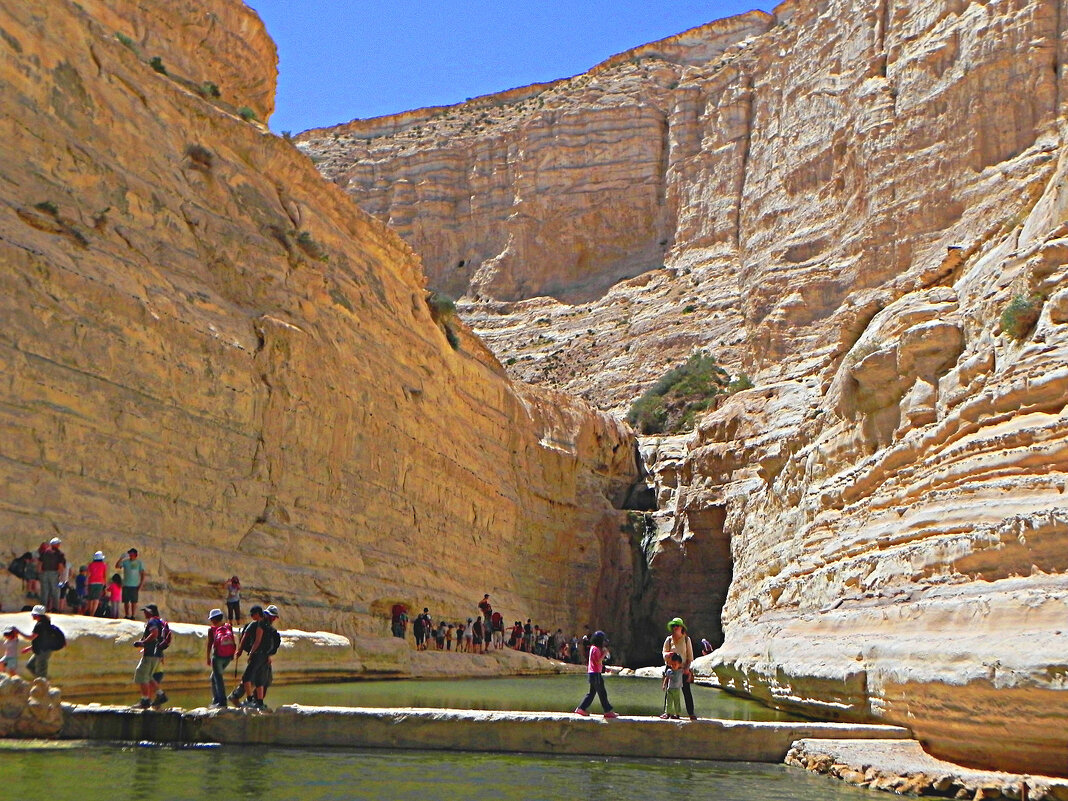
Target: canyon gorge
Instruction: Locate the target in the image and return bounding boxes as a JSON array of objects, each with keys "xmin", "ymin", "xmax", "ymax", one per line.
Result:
[
  {"xmin": 0, "ymin": 0, "xmax": 1066, "ymax": 782},
  {"xmin": 300, "ymin": 0, "xmax": 1068, "ymax": 778}
]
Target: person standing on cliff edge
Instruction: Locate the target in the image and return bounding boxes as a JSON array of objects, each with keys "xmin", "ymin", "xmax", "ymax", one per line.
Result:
[{"xmin": 663, "ymin": 617, "xmax": 697, "ymax": 721}]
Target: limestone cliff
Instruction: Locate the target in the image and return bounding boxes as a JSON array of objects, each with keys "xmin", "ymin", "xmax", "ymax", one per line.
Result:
[
  {"xmin": 303, "ymin": 0, "xmax": 1068, "ymax": 776},
  {"xmin": 0, "ymin": 0, "xmax": 638, "ymax": 655}
]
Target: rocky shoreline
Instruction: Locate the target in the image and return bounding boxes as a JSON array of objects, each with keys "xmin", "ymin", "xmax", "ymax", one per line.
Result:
[{"xmin": 787, "ymin": 739, "xmax": 1068, "ymax": 800}]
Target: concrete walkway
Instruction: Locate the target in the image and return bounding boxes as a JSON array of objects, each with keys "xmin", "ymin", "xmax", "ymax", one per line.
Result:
[{"xmin": 61, "ymin": 703, "xmax": 911, "ymax": 762}]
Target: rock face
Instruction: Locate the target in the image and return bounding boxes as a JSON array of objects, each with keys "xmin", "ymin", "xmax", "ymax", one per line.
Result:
[
  {"xmin": 0, "ymin": 0, "xmax": 639, "ymax": 656},
  {"xmin": 303, "ymin": 0, "xmax": 1068, "ymax": 777},
  {"xmin": 0, "ymin": 676, "xmax": 63, "ymax": 738}
]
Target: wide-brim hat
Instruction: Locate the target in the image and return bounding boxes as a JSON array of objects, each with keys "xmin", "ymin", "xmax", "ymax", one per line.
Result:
[
  {"xmin": 667, "ymin": 617, "xmax": 686, "ymax": 632},
  {"xmin": 31, "ymin": 605, "xmax": 46, "ymax": 616}
]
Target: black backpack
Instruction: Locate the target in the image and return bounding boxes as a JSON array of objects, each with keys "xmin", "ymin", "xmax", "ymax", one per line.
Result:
[
  {"xmin": 44, "ymin": 623, "xmax": 66, "ymax": 651},
  {"xmin": 7, "ymin": 553, "xmax": 30, "ymax": 579}
]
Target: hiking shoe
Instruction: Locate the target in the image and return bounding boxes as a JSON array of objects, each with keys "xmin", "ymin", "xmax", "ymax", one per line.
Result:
[
  {"xmin": 208, "ymin": 701, "xmax": 227, "ymax": 709},
  {"xmin": 137, "ymin": 698, "xmax": 151, "ymax": 709},
  {"xmin": 151, "ymin": 692, "xmax": 168, "ymax": 708},
  {"xmin": 668, "ymin": 714, "xmax": 680, "ymax": 720},
  {"xmin": 573, "ymin": 707, "xmax": 589, "ymax": 716},
  {"xmin": 658, "ymin": 713, "xmax": 670, "ymax": 719},
  {"xmin": 228, "ymin": 688, "xmax": 243, "ymax": 702},
  {"xmin": 689, "ymin": 715, "xmax": 698, "ymax": 721},
  {"xmin": 603, "ymin": 711, "xmax": 619, "ymax": 719}
]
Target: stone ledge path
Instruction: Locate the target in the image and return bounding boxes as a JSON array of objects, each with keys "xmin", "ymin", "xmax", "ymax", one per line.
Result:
[{"xmin": 61, "ymin": 703, "xmax": 909, "ymax": 762}]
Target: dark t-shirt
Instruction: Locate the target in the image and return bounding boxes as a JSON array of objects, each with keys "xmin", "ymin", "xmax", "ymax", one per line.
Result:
[
  {"xmin": 39, "ymin": 549, "xmax": 66, "ymax": 572},
  {"xmin": 31, "ymin": 619, "xmax": 50, "ymax": 653},
  {"xmin": 239, "ymin": 619, "xmax": 260, "ymax": 653},
  {"xmin": 141, "ymin": 618, "xmax": 164, "ymax": 657}
]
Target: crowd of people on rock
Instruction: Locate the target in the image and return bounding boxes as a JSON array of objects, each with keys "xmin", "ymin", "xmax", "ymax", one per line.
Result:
[
  {"xmin": 7, "ymin": 545, "xmax": 713, "ymax": 721},
  {"xmin": 390, "ymin": 593, "xmax": 600, "ymax": 666},
  {"xmin": 5, "ymin": 539, "xmax": 283, "ymax": 712},
  {"xmin": 6, "ymin": 538, "xmax": 146, "ymax": 620}
]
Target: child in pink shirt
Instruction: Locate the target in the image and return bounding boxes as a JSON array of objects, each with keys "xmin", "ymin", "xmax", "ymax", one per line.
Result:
[{"xmin": 574, "ymin": 630, "xmax": 618, "ymax": 718}]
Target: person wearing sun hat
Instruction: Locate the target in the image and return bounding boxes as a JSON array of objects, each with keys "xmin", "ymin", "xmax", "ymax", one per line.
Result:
[
  {"xmin": 86, "ymin": 551, "xmax": 108, "ymax": 617},
  {"xmin": 662, "ymin": 617, "xmax": 697, "ymax": 721}
]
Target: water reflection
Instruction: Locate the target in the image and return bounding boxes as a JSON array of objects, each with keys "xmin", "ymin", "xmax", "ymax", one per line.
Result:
[{"xmin": 1, "ymin": 744, "xmax": 877, "ymax": 801}]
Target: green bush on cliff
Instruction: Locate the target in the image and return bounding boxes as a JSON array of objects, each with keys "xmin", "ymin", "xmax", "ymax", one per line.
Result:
[
  {"xmin": 1000, "ymin": 292, "xmax": 1043, "ymax": 340},
  {"xmin": 626, "ymin": 353, "xmax": 737, "ymax": 435}
]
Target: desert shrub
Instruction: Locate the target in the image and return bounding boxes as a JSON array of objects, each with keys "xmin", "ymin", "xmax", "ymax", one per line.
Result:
[
  {"xmin": 237, "ymin": 106, "xmax": 257, "ymax": 122},
  {"xmin": 295, "ymin": 231, "xmax": 327, "ymax": 261},
  {"xmin": 149, "ymin": 56, "xmax": 166, "ymax": 74},
  {"xmin": 115, "ymin": 32, "xmax": 136, "ymax": 51},
  {"xmin": 198, "ymin": 82, "xmax": 221, "ymax": 99},
  {"xmin": 425, "ymin": 291, "xmax": 456, "ymax": 320},
  {"xmin": 728, "ymin": 373, "xmax": 754, "ymax": 393},
  {"xmin": 1000, "ymin": 293, "xmax": 1043, "ymax": 340},
  {"xmin": 626, "ymin": 353, "xmax": 733, "ymax": 435}
]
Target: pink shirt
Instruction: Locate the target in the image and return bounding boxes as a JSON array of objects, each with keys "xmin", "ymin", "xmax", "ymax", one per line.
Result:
[{"xmin": 587, "ymin": 644, "xmax": 605, "ymax": 674}]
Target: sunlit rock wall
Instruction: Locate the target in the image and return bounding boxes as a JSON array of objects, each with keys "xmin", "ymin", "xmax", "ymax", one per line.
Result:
[
  {"xmin": 0, "ymin": 0, "xmax": 638, "ymax": 653},
  {"xmin": 304, "ymin": 0, "xmax": 1068, "ymax": 775}
]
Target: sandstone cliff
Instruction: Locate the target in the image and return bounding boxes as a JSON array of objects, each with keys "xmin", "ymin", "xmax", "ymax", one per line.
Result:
[
  {"xmin": 303, "ymin": 0, "xmax": 1068, "ymax": 776},
  {"xmin": 0, "ymin": 0, "xmax": 639, "ymax": 655}
]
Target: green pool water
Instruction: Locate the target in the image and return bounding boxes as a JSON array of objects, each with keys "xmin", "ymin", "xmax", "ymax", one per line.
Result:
[
  {"xmin": 0, "ymin": 742, "xmax": 879, "ymax": 800},
  {"xmin": 98, "ymin": 674, "xmax": 805, "ymax": 721}
]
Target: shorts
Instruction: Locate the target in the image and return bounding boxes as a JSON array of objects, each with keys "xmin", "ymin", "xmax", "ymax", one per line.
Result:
[
  {"xmin": 87, "ymin": 584, "xmax": 104, "ymax": 601},
  {"xmin": 134, "ymin": 655, "xmax": 162, "ymax": 684},
  {"xmin": 1, "ymin": 654, "xmax": 16, "ymax": 671},
  {"xmin": 242, "ymin": 654, "xmax": 270, "ymax": 687},
  {"xmin": 122, "ymin": 586, "xmax": 140, "ymax": 604}
]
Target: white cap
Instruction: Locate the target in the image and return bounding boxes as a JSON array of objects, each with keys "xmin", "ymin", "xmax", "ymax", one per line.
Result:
[
  {"xmin": 31, "ymin": 605, "xmax": 46, "ymax": 616},
  {"xmin": 49, "ymin": 537, "xmax": 61, "ymax": 545},
  {"xmin": 93, "ymin": 551, "xmax": 105, "ymax": 560},
  {"xmin": 208, "ymin": 608, "xmax": 224, "ymax": 620}
]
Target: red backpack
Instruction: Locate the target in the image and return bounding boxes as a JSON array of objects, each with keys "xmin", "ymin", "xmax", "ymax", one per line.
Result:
[{"xmin": 213, "ymin": 623, "xmax": 236, "ymax": 658}]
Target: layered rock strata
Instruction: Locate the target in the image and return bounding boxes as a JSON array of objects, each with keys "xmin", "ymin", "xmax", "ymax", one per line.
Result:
[
  {"xmin": 0, "ymin": 0, "xmax": 638, "ymax": 655},
  {"xmin": 303, "ymin": 0, "xmax": 1068, "ymax": 777}
]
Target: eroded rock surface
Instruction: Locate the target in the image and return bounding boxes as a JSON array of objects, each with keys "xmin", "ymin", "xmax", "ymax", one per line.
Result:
[
  {"xmin": 304, "ymin": 0, "xmax": 1068, "ymax": 776},
  {"xmin": 0, "ymin": 0, "xmax": 638, "ymax": 655}
]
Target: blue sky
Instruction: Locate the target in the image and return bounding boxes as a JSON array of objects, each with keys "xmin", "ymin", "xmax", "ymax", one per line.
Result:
[{"xmin": 245, "ymin": 2, "xmax": 778, "ymax": 134}]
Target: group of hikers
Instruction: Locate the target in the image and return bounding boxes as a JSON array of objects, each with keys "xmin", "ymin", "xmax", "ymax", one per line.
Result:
[
  {"xmin": 6, "ymin": 546, "xmax": 710, "ymax": 719},
  {"xmin": 7, "ymin": 538, "xmax": 147, "ymax": 619},
  {"xmin": 394, "ymin": 594, "xmax": 602, "ymax": 664},
  {"xmin": 4, "ymin": 541, "xmax": 284, "ymax": 711}
]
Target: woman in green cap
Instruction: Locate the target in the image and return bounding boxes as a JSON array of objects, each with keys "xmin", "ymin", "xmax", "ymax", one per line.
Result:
[{"xmin": 662, "ymin": 617, "xmax": 697, "ymax": 720}]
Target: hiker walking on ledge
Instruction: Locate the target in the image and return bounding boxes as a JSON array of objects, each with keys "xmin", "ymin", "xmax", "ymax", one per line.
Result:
[{"xmin": 574, "ymin": 630, "xmax": 618, "ymax": 718}]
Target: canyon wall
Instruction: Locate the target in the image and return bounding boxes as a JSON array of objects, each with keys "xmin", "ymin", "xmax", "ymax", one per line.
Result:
[
  {"xmin": 0, "ymin": 0, "xmax": 639, "ymax": 653},
  {"xmin": 303, "ymin": 0, "xmax": 1068, "ymax": 776}
]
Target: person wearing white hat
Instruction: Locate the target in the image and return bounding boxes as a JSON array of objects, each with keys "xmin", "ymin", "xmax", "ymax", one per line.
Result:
[
  {"xmin": 206, "ymin": 608, "xmax": 236, "ymax": 708},
  {"xmin": 38, "ymin": 538, "xmax": 67, "ymax": 613},
  {"xmin": 20, "ymin": 605, "xmax": 63, "ymax": 679},
  {"xmin": 86, "ymin": 551, "xmax": 108, "ymax": 617}
]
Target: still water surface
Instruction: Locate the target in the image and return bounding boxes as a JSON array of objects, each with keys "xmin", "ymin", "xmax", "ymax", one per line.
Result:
[
  {"xmin": 1, "ymin": 742, "xmax": 878, "ymax": 801},
  {"xmin": 122, "ymin": 674, "xmax": 806, "ymax": 721}
]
